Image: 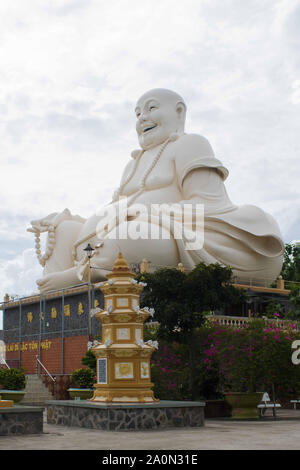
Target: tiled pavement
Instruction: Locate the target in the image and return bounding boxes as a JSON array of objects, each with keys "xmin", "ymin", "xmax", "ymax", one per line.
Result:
[{"xmin": 1, "ymin": 408, "xmax": 300, "ymax": 450}]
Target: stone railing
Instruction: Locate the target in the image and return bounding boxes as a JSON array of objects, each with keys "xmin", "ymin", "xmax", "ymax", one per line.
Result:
[
  {"xmin": 206, "ymin": 315, "xmax": 250, "ymax": 329},
  {"xmin": 145, "ymin": 316, "xmax": 298, "ymax": 332},
  {"xmin": 206, "ymin": 314, "xmax": 299, "ymax": 330}
]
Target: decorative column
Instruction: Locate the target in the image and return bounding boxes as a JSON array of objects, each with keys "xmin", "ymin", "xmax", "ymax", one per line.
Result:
[{"xmin": 89, "ymin": 252, "xmax": 159, "ymax": 403}]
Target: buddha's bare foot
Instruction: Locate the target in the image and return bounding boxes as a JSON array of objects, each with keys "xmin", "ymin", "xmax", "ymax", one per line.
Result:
[{"xmin": 36, "ymin": 267, "xmax": 79, "ymax": 293}]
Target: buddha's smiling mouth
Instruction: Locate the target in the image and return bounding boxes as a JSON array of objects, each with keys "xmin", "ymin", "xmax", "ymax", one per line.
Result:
[{"xmin": 143, "ymin": 124, "xmax": 157, "ymax": 134}]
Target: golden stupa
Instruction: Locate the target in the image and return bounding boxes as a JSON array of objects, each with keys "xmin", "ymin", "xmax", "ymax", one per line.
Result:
[{"xmin": 89, "ymin": 253, "xmax": 158, "ymax": 403}]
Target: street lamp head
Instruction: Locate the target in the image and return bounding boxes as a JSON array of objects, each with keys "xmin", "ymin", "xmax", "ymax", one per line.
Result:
[
  {"xmin": 245, "ymin": 288, "xmax": 252, "ymax": 305},
  {"xmin": 83, "ymin": 243, "xmax": 95, "ymax": 259}
]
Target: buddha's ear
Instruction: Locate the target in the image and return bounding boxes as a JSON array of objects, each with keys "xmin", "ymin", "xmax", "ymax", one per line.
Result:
[{"xmin": 176, "ymin": 101, "xmax": 186, "ymax": 118}]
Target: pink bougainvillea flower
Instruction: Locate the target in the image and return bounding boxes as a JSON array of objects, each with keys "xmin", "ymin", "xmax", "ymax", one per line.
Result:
[{"xmin": 272, "ymin": 335, "xmax": 281, "ymax": 342}]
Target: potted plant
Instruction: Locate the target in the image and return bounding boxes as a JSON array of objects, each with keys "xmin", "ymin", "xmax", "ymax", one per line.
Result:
[
  {"xmin": 68, "ymin": 368, "xmax": 95, "ymax": 400},
  {"xmin": 0, "ymin": 368, "xmax": 26, "ymax": 403}
]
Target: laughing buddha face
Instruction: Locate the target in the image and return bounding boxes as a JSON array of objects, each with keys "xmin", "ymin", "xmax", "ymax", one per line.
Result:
[{"xmin": 135, "ymin": 88, "xmax": 186, "ymax": 150}]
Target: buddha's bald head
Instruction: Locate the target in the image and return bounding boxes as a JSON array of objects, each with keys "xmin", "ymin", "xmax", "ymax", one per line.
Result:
[{"xmin": 135, "ymin": 88, "xmax": 187, "ymax": 150}]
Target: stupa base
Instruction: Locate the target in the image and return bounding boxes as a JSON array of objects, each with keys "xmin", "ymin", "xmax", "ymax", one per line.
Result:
[
  {"xmin": 88, "ymin": 388, "xmax": 159, "ymax": 403},
  {"xmin": 46, "ymin": 400, "xmax": 205, "ymax": 431}
]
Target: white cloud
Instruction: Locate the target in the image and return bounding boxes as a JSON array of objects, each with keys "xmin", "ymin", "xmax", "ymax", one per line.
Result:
[
  {"xmin": 0, "ymin": 0, "xmax": 299, "ymax": 314},
  {"xmin": 0, "ymin": 249, "xmax": 42, "ymax": 328},
  {"xmin": 0, "ymin": 249, "xmax": 42, "ymax": 298}
]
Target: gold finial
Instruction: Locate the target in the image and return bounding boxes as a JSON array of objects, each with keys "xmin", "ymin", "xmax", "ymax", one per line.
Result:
[
  {"xmin": 112, "ymin": 252, "xmax": 130, "ymax": 272},
  {"xmin": 4, "ymin": 293, "xmax": 10, "ymax": 303}
]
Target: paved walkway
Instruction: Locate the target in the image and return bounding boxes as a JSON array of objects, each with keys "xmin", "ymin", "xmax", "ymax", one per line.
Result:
[{"xmin": 1, "ymin": 409, "xmax": 300, "ymax": 450}]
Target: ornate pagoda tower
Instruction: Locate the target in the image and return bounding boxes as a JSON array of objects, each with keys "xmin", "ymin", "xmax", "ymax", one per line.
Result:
[{"xmin": 89, "ymin": 253, "xmax": 159, "ymax": 403}]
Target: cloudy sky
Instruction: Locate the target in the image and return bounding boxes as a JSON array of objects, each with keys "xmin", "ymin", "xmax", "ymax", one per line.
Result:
[{"xmin": 0, "ymin": 0, "xmax": 299, "ymax": 322}]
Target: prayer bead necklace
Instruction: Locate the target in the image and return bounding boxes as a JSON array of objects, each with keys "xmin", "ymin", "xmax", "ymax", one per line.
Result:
[
  {"xmin": 112, "ymin": 133, "xmax": 179, "ymax": 206},
  {"xmin": 34, "ymin": 223, "xmax": 56, "ymax": 267}
]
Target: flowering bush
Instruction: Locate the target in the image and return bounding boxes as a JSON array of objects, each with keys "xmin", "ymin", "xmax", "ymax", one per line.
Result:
[
  {"xmin": 150, "ymin": 342, "xmax": 191, "ymax": 400},
  {"xmin": 262, "ymin": 301, "xmax": 284, "ymax": 319},
  {"xmin": 148, "ymin": 320, "xmax": 300, "ymax": 401},
  {"xmin": 199, "ymin": 319, "xmax": 300, "ymax": 396}
]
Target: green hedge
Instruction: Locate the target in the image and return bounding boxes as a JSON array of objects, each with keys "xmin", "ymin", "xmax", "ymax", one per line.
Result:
[{"xmin": 0, "ymin": 368, "xmax": 26, "ymax": 390}]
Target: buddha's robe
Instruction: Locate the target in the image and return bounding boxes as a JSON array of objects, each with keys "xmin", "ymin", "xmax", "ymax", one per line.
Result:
[{"xmin": 74, "ymin": 133, "xmax": 283, "ymax": 285}]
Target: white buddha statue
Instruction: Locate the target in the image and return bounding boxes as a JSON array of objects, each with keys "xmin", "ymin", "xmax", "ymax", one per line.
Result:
[{"xmin": 28, "ymin": 88, "xmax": 284, "ymax": 293}]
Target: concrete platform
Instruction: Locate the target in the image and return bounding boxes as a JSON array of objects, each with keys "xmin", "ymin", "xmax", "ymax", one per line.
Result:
[
  {"xmin": 46, "ymin": 400, "xmax": 205, "ymax": 431},
  {"xmin": 0, "ymin": 405, "xmax": 44, "ymax": 435}
]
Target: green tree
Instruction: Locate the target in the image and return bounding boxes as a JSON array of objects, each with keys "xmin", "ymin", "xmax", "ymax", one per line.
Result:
[
  {"xmin": 281, "ymin": 243, "xmax": 300, "ymax": 283},
  {"xmin": 288, "ymin": 284, "xmax": 300, "ymax": 320},
  {"xmin": 136, "ymin": 262, "xmax": 244, "ymax": 399}
]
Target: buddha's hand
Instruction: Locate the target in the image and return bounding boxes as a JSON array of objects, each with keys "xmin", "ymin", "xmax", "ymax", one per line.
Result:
[
  {"xmin": 27, "ymin": 208, "xmax": 86, "ymax": 234},
  {"xmin": 126, "ymin": 203, "xmax": 150, "ymax": 220}
]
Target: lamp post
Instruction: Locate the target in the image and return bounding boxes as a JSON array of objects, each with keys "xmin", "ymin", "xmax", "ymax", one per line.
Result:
[
  {"xmin": 83, "ymin": 243, "xmax": 95, "ymax": 339},
  {"xmin": 245, "ymin": 288, "xmax": 252, "ymax": 318},
  {"xmin": 245, "ymin": 289, "xmax": 260, "ymax": 318}
]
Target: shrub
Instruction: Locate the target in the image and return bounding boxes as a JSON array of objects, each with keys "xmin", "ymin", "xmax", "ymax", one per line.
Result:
[
  {"xmin": 0, "ymin": 368, "xmax": 26, "ymax": 390},
  {"xmin": 70, "ymin": 368, "xmax": 95, "ymax": 389},
  {"xmin": 150, "ymin": 342, "xmax": 191, "ymax": 400},
  {"xmin": 200, "ymin": 320, "xmax": 300, "ymax": 397},
  {"xmin": 81, "ymin": 350, "xmax": 96, "ymax": 371},
  {"xmin": 147, "ymin": 320, "xmax": 300, "ymax": 402}
]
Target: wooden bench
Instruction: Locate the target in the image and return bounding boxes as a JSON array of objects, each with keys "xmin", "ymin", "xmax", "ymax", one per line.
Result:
[
  {"xmin": 290, "ymin": 400, "xmax": 300, "ymax": 410},
  {"xmin": 257, "ymin": 392, "xmax": 281, "ymax": 417}
]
